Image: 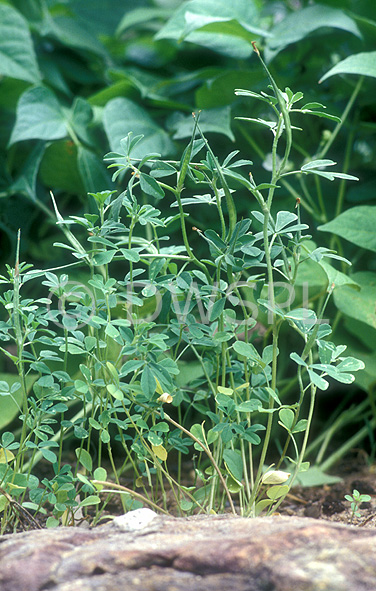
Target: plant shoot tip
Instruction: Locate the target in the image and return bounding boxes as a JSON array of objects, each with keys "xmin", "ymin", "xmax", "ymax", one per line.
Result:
[{"xmin": 251, "ymin": 41, "xmax": 260, "ymax": 55}]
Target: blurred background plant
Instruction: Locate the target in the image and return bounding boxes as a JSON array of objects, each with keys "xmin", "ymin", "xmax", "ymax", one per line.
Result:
[{"xmin": 0, "ymin": 0, "xmax": 376, "ymax": 522}]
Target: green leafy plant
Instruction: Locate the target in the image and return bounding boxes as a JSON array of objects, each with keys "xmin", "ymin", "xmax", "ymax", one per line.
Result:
[
  {"xmin": 344, "ymin": 488, "xmax": 371, "ymax": 524},
  {"xmin": 2, "ymin": 3, "xmax": 376, "ymax": 467},
  {"xmin": 0, "ymin": 41, "xmax": 365, "ymax": 529}
]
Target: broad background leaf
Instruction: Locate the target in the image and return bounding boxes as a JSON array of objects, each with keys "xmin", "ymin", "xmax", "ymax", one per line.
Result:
[
  {"xmin": 320, "ymin": 51, "xmax": 376, "ymax": 83},
  {"xmin": 334, "ymin": 272, "xmax": 376, "ymax": 330},
  {"xmin": 318, "ymin": 206, "xmax": 376, "ymax": 252},
  {"xmin": 171, "ymin": 107, "xmax": 235, "ymax": 141},
  {"xmin": 265, "ymin": 5, "xmax": 361, "ymax": 61},
  {"xmin": 9, "ymin": 86, "xmax": 68, "ymax": 145},
  {"xmin": 0, "ymin": 373, "xmax": 36, "ymax": 429},
  {"xmin": 156, "ymin": 0, "xmax": 267, "ymax": 58},
  {"xmin": 50, "ymin": 17, "xmax": 106, "ymax": 56},
  {"xmin": 77, "ymin": 147, "xmax": 112, "ymax": 193},
  {"xmin": 103, "ymin": 97, "xmax": 174, "ymax": 157},
  {"xmin": 9, "ymin": 142, "xmax": 46, "ymax": 201},
  {"xmin": 0, "ymin": 5, "xmax": 41, "ymax": 83}
]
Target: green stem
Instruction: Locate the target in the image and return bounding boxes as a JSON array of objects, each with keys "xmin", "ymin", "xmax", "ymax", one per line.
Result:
[
  {"xmin": 251, "ymin": 43, "xmax": 292, "ymax": 176},
  {"xmin": 317, "ymin": 76, "xmax": 364, "ymax": 160},
  {"xmin": 93, "ymin": 481, "xmax": 169, "ymax": 514},
  {"xmin": 13, "ymin": 231, "xmax": 29, "ymax": 473},
  {"xmin": 329, "ymin": 118, "xmax": 357, "ymax": 251},
  {"xmin": 196, "ymin": 123, "xmax": 237, "ymax": 238},
  {"xmin": 272, "ymin": 380, "xmax": 317, "ymax": 513},
  {"xmin": 319, "ymin": 417, "xmax": 376, "ymax": 473},
  {"xmin": 163, "ymin": 413, "xmax": 236, "ymax": 515},
  {"xmin": 174, "ymin": 190, "xmax": 210, "ymax": 278}
]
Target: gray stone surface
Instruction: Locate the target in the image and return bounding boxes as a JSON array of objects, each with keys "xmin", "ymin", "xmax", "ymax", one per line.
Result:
[{"xmin": 0, "ymin": 513, "xmax": 375, "ymax": 591}]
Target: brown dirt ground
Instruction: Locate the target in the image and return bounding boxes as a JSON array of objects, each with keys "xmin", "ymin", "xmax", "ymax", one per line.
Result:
[{"xmin": 279, "ymin": 454, "xmax": 376, "ymax": 528}]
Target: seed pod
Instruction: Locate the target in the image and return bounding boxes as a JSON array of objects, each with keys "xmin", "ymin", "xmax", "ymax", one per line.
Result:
[{"xmin": 261, "ymin": 470, "xmax": 290, "ymax": 485}]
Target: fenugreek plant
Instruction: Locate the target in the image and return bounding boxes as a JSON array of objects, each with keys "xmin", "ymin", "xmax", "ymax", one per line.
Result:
[
  {"xmin": 0, "ymin": 47, "xmax": 364, "ymax": 528},
  {"xmin": 344, "ymin": 489, "xmax": 371, "ymax": 524}
]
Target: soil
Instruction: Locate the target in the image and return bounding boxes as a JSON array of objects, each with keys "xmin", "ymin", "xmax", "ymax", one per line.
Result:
[{"xmin": 279, "ymin": 457, "xmax": 376, "ymax": 528}]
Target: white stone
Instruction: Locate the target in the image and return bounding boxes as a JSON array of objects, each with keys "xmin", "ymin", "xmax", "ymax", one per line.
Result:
[{"xmin": 112, "ymin": 508, "xmax": 158, "ymax": 531}]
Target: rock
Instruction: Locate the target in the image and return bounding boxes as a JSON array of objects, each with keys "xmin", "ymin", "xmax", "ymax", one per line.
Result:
[{"xmin": 0, "ymin": 514, "xmax": 375, "ymax": 591}]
